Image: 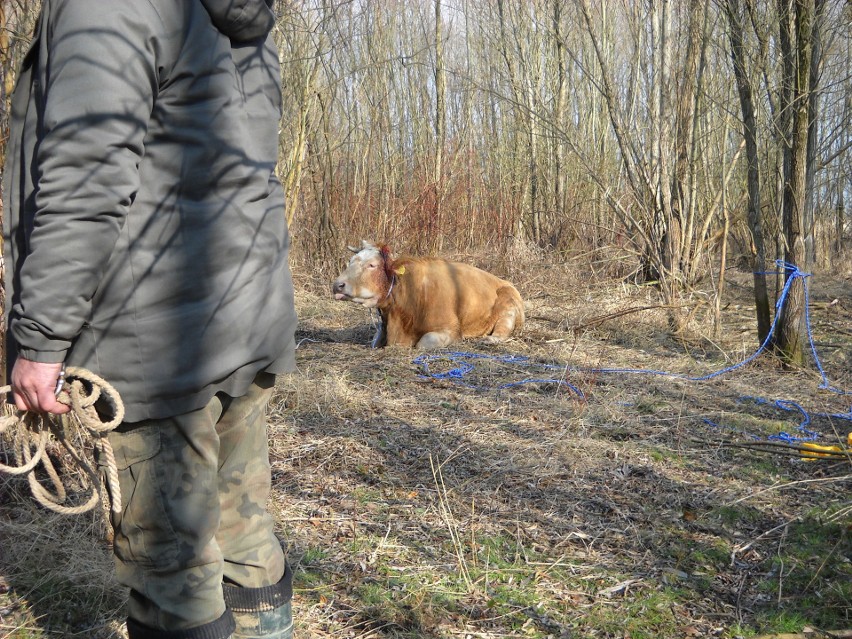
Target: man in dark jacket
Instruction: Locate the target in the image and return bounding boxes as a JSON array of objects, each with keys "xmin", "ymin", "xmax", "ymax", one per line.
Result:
[{"xmin": 3, "ymin": 1, "xmax": 297, "ymax": 637}]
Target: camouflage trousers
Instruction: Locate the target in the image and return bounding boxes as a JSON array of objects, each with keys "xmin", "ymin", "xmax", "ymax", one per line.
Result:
[{"xmin": 106, "ymin": 372, "xmax": 287, "ymax": 635}]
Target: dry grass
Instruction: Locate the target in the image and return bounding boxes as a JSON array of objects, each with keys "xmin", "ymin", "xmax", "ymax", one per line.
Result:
[{"xmin": 1, "ymin": 253, "xmax": 850, "ymax": 639}]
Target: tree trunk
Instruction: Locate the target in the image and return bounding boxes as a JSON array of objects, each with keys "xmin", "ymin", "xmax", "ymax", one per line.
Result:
[
  {"xmin": 672, "ymin": 0, "xmax": 708, "ymax": 282},
  {"xmin": 434, "ymin": 0, "xmax": 446, "ymax": 251},
  {"xmin": 552, "ymin": 0, "xmax": 567, "ymax": 233},
  {"xmin": 655, "ymin": 0, "xmax": 678, "ymax": 302},
  {"xmin": 672, "ymin": 0, "xmax": 706, "ymax": 284},
  {"xmin": 776, "ymin": 0, "xmax": 815, "ymax": 366},
  {"xmin": 724, "ymin": 0, "xmax": 772, "ymax": 344},
  {"xmin": 526, "ymin": 71, "xmax": 541, "ymax": 246},
  {"xmin": 283, "ymin": 58, "xmax": 320, "ymax": 229},
  {"xmin": 803, "ymin": 0, "xmax": 824, "ymax": 266}
]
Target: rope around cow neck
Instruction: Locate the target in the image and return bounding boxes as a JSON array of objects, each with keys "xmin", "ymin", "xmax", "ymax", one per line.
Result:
[{"xmin": 0, "ymin": 367, "xmax": 124, "ymax": 516}]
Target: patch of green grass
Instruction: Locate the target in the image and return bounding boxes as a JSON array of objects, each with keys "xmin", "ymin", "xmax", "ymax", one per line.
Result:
[
  {"xmin": 0, "ymin": 629, "xmax": 47, "ymax": 639},
  {"xmin": 332, "ymin": 532, "xmax": 588, "ymax": 637},
  {"xmin": 742, "ymin": 457, "xmax": 790, "ymax": 479},
  {"xmin": 348, "ymin": 574, "xmax": 462, "ymax": 637},
  {"xmin": 2, "ymin": 576, "xmax": 118, "ymax": 637},
  {"xmin": 357, "ymin": 579, "xmax": 392, "ymax": 607},
  {"xmin": 726, "ymin": 623, "xmax": 758, "ymax": 637},
  {"xmin": 294, "ymin": 546, "xmax": 334, "ymax": 592},
  {"xmin": 482, "ymin": 577, "xmax": 541, "ymax": 609},
  {"xmin": 351, "ymin": 485, "xmax": 385, "ymax": 503},
  {"xmin": 725, "ymin": 413, "xmax": 790, "ymax": 437},
  {"xmin": 635, "ymin": 397, "xmax": 667, "ymax": 415},
  {"xmin": 688, "ymin": 540, "xmax": 731, "ymax": 571},
  {"xmin": 344, "ymin": 527, "xmax": 723, "ymax": 639},
  {"xmin": 350, "ymin": 569, "xmax": 560, "ymax": 637},
  {"xmin": 0, "ymin": 591, "xmax": 49, "ymax": 639},
  {"xmin": 299, "ymin": 546, "xmax": 329, "ymax": 563},
  {"xmin": 750, "ymin": 519, "xmax": 852, "ymax": 629},
  {"xmin": 648, "ymin": 447, "xmax": 667, "ymax": 462},
  {"xmin": 578, "ymin": 586, "xmax": 685, "ymax": 639},
  {"xmin": 713, "ymin": 504, "xmax": 765, "ymax": 527},
  {"xmin": 295, "ymin": 566, "xmax": 327, "ymax": 592},
  {"xmin": 751, "ymin": 610, "xmax": 811, "ymax": 634},
  {"xmin": 642, "ymin": 524, "xmax": 731, "ymax": 582},
  {"xmin": 473, "ymin": 533, "xmax": 525, "ymax": 569}
]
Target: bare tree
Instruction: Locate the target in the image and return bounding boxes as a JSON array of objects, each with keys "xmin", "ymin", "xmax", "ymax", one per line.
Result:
[
  {"xmin": 775, "ymin": 0, "xmax": 820, "ymax": 365},
  {"xmin": 433, "ymin": 0, "xmax": 446, "ymax": 251},
  {"xmin": 723, "ymin": 0, "xmax": 773, "ymax": 343},
  {"xmin": 496, "ymin": 0, "xmax": 546, "ymax": 245}
]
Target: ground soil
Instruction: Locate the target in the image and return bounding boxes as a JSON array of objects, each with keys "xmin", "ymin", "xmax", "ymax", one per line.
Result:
[
  {"xmin": 1, "ymin": 254, "xmax": 850, "ymax": 638},
  {"xmin": 275, "ymin": 255, "xmax": 851, "ymax": 638}
]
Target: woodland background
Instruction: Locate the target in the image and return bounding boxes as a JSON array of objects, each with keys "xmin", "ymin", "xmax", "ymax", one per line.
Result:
[{"xmin": 1, "ymin": 0, "xmax": 850, "ymax": 304}]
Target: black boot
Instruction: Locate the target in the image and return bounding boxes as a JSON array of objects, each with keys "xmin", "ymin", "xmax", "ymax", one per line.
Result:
[
  {"xmin": 223, "ymin": 568, "xmax": 293, "ymax": 639},
  {"xmin": 126, "ymin": 610, "xmax": 236, "ymax": 639}
]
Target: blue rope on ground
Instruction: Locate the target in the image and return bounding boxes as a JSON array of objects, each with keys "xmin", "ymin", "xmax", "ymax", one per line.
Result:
[
  {"xmin": 414, "ymin": 261, "xmax": 851, "ymax": 444},
  {"xmin": 413, "ymin": 351, "xmax": 585, "ymax": 398},
  {"xmin": 577, "ymin": 261, "xmax": 849, "ymax": 389},
  {"xmin": 701, "ymin": 397, "xmax": 822, "ymax": 443}
]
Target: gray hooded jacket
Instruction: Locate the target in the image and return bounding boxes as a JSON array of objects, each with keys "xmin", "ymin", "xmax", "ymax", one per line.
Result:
[{"xmin": 3, "ymin": 0, "xmax": 297, "ymax": 421}]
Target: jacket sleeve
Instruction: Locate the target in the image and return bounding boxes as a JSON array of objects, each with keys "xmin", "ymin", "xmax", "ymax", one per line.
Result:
[{"xmin": 10, "ymin": 0, "xmax": 162, "ymax": 362}]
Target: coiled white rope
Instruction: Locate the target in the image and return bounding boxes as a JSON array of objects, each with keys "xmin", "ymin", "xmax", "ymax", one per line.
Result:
[{"xmin": 0, "ymin": 367, "xmax": 124, "ymax": 515}]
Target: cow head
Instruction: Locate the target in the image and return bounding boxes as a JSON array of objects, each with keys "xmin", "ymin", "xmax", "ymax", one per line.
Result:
[{"xmin": 332, "ymin": 241, "xmax": 402, "ymax": 308}]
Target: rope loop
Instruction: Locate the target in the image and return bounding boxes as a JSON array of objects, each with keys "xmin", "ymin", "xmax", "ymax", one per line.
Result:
[
  {"xmin": 0, "ymin": 367, "xmax": 124, "ymax": 516},
  {"xmin": 59, "ymin": 366, "xmax": 125, "ymax": 433}
]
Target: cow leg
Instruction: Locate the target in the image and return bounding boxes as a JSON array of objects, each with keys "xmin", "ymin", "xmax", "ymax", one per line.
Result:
[
  {"xmin": 416, "ymin": 331, "xmax": 455, "ymax": 349},
  {"xmin": 485, "ymin": 286, "xmax": 524, "ymax": 342},
  {"xmin": 371, "ymin": 313, "xmax": 387, "ymax": 348}
]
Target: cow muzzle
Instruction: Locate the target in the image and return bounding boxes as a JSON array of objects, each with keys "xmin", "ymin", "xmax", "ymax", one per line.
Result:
[{"xmin": 332, "ymin": 279, "xmax": 350, "ymax": 300}]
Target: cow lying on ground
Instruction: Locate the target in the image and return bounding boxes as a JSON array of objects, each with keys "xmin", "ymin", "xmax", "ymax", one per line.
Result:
[{"xmin": 332, "ymin": 241, "xmax": 525, "ymax": 348}]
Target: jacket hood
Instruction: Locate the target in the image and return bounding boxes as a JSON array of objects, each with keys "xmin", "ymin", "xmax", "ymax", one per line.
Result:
[{"xmin": 200, "ymin": 0, "xmax": 275, "ymax": 42}]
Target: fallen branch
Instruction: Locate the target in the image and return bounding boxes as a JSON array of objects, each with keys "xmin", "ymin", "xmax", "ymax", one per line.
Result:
[
  {"xmin": 692, "ymin": 437, "xmax": 851, "ymax": 461},
  {"xmin": 571, "ymin": 303, "xmax": 692, "ymax": 333}
]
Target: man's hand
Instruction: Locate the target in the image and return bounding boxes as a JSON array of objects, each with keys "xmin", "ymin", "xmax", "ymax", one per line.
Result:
[{"xmin": 10, "ymin": 358, "xmax": 71, "ymax": 414}]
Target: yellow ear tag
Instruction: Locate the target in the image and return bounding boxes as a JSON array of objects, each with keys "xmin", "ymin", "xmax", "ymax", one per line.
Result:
[{"xmin": 394, "ymin": 266, "xmax": 406, "ymax": 276}]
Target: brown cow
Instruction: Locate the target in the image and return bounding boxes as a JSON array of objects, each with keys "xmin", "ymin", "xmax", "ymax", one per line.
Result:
[{"xmin": 332, "ymin": 241, "xmax": 525, "ymax": 348}]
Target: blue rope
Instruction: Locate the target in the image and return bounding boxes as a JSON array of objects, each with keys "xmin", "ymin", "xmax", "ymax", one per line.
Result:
[
  {"xmin": 414, "ymin": 261, "xmax": 851, "ymax": 443},
  {"xmin": 414, "ymin": 351, "xmax": 585, "ymax": 398},
  {"xmin": 702, "ymin": 395, "xmax": 851, "ymax": 443},
  {"xmin": 582, "ymin": 261, "xmax": 848, "ymax": 388},
  {"xmin": 740, "ymin": 397, "xmax": 821, "ymax": 442}
]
